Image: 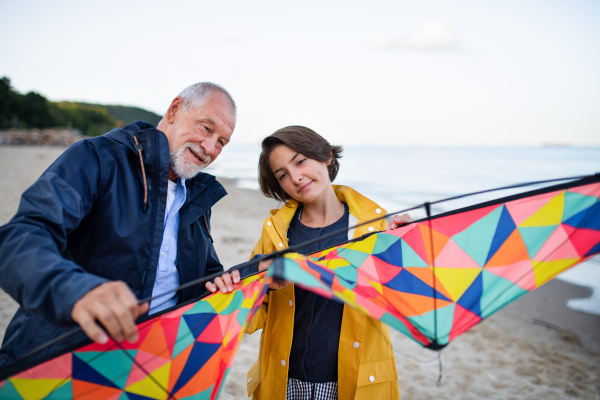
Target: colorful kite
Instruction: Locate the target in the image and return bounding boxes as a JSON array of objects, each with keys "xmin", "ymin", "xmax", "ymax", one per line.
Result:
[
  {"xmin": 0, "ymin": 272, "xmax": 269, "ymax": 400},
  {"xmin": 0, "ymin": 174, "xmax": 598, "ymax": 398},
  {"xmin": 268, "ymin": 174, "xmax": 600, "ymax": 349}
]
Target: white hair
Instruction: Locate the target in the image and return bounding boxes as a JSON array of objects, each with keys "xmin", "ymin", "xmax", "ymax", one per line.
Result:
[
  {"xmin": 158, "ymin": 82, "xmax": 236, "ymax": 126},
  {"xmin": 177, "ymin": 82, "xmax": 236, "ymax": 115}
]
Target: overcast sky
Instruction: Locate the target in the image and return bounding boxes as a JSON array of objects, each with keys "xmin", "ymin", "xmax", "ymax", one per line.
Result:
[{"xmin": 1, "ymin": 0, "xmax": 599, "ymax": 146}]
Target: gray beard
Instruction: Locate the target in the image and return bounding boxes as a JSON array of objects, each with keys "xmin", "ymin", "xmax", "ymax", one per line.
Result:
[{"xmin": 169, "ymin": 144, "xmax": 212, "ymax": 179}]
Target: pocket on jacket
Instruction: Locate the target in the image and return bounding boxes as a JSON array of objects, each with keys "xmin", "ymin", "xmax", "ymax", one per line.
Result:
[
  {"xmin": 356, "ymin": 359, "xmax": 398, "ymax": 394},
  {"xmin": 247, "ymin": 360, "xmax": 261, "ymax": 397}
]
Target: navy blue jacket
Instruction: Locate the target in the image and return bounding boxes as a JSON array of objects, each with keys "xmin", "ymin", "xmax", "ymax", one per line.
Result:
[{"xmin": 0, "ymin": 121, "xmax": 226, "ymax": 371}]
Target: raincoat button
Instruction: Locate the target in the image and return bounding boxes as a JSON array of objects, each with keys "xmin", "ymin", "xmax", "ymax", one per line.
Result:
[
  {"xmin": 369, "ymin": 375, "xmax": 375, "ymax": 382},
  {"xmin": 289, "ymin": 300, "xmax": 293, "ymax": 306},
  {"xmin": 279, "ymin": 242, "xmax": 283, "ymax": 247},
  {"xmin": 353, "ymin": 342, "xmax": 359, "ymax": 348},
  {"xmin": 375, "ymin": 208, "xmax": 382, "ymax": 214},
  {"xmin": 281, "ymin": 360, "xmax": 286, "ymax": 366},
  {"xmin": 267, "ymin": 221, "xmax": 272, "ymax": 226},
  {"xmin": 368, "ymin": 227, "xmax": 374, "ymax": 232},
  {"xmin": 248, "ymin": 378, "xmax": 252, "ymax": 383}
]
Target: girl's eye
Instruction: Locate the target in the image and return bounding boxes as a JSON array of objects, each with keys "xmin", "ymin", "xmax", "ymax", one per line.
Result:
[
  {"xmin": 277, "ymin": 173, "xmax": 286, "ymax": 181},
  {"xmin": 297, "ymin": 158, "xmax": 306, "ymax": 165}
]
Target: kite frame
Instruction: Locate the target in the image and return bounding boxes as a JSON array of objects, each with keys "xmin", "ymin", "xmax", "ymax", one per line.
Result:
[{"xmin": 0, "ymin": 172, "xmax": 598, "ymax": 380}]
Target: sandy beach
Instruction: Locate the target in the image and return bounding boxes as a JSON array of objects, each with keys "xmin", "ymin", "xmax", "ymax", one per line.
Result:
[{"xmin": 0, "ymin": 146, "xmax": 599, "ymax": 399}]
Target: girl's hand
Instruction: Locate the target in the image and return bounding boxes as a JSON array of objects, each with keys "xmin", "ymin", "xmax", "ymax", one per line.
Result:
[
  {"xmin": 258, "ymin": 258, "xmax": 273, "ymax": 272},
  {"xmin": 386, "ymin": 213, "xmax": 412, "ymax": 231},
  {"xmin": 258, "ymin": 258, "xmax": 290, "ymax": 290}
]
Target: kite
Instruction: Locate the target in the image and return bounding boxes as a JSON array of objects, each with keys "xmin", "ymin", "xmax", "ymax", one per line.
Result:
[
  {"xmin": 268, "ymin": 173, "xmax": 600, "ymax": 349},
  {"xmin": 0, "ymin": 173, "xmax": 598, "ymax": 398},
  {"xmin": 0, "ymin": 272, "xmax": 269, "ymax": 400}
]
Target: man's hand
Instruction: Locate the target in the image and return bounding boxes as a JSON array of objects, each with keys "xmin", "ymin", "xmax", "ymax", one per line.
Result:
[
  {"xmin": 386, "ymin": 213, "xmax": 412, "ymax": 231},
  {"xmin": 205, "ymin": 269, "xmax": 241, "ymax": 293},
  {"xmin": 71, "ymin": 281, "xmax": 149, "ymax": 344}
]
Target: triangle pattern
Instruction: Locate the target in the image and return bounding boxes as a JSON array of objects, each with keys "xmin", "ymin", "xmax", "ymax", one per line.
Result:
[
  {"xmin": 452, "ymin": 206, "xmax": 503, "ymax": 266},
  {"xmin": 3, "ymin": 177, "xmax": 599, "ymax": 397},
  {"xmin": 485, "ymin": 206, "xmax": 517, "ymax": 263}
]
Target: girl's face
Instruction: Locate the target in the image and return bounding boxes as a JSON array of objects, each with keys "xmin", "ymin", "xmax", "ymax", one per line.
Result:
[{"xmin": 269, "ymin": 144, "xmax": 332, "ymax": 204}]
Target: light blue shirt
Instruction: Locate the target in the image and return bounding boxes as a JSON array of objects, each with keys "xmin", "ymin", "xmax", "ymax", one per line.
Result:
[{"xmin": 149, "ymin": 178, "xmax": 186, "ymax": 314}]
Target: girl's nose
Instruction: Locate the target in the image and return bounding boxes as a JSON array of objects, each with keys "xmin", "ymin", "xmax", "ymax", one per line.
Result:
[{"xmin": 290, "ymin": 171, "xmax": 302, "ymax": 183}]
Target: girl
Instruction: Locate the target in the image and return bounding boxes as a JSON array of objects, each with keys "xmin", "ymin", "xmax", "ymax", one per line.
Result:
[{"xmin": 246, "ymin": 126, "xmax": 408, "ymax": 399}]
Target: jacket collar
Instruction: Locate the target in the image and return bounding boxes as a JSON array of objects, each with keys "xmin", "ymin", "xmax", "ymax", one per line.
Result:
[
  {"xmin": 266, "ymin": 185, "xmax": 387, "ymax": 247},
  {"xmin": 104, "ymin": 120, "xmax": 161, "ymax": 154},
  {"xmin": 104, "ymin": 120, "xmax": 227, "ymax": 206},
  {"xmin": 185, "ymin": 173, "xmax": 227, "ymax": 208},
  {"xmin": 270, "ymin": 185, "xmax": 386, "ymax": 226},
  {"xmin": 104, "ymin": 121, "xmax": 227, "ymax": 217}
]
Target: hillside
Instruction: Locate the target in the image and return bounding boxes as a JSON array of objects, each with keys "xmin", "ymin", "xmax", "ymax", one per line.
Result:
[
  {"xmin": 1, "ymin": 76, "xmax": 161, "ymax": 137},
  {"xmin": 104, "ymin": 105, "xmax": 161, "ymax": 127}
]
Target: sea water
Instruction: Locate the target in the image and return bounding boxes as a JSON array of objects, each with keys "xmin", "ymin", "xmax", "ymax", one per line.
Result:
[{"xmin": 206, "ymin": 145, "xmax": 600, "ymax": 315}]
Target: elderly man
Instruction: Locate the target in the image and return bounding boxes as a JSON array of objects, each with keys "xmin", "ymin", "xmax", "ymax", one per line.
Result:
[{"xmin": 0, "ymin": 82, "xmax": 241, "ymax": 369}]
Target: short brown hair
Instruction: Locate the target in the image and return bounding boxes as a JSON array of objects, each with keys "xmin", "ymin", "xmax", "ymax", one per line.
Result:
[{"xmin": 258, "ymin": 126, "xmax": 343, "ymax": 202}]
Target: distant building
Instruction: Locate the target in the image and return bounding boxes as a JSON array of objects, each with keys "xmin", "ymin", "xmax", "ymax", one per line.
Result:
[{"xmin": 0, "ymin": 128, "xmax": 82, "ymax": 146}]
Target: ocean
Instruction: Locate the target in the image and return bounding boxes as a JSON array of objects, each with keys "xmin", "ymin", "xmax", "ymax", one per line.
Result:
[{"xmin": 205, "ymin": 145, "xmax": 600, "ymax": 315}]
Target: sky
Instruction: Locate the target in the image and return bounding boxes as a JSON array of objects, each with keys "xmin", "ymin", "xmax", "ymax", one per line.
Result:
[{"xmin": 1, "ymin": 0, "xmax": 599, "ymax": 146}]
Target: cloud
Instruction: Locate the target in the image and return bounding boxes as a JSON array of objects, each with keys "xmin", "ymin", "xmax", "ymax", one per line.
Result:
[
  {"xmin": 405, "ymin": 20, "xmax": 458, "ymax": 51},
  {"xmin": 367, "ymin": 33, "xmax": 398, "ymax": 51},
  {"xmin": 368, "ymin": 20, "xmax": 459, "ymax": 53}
]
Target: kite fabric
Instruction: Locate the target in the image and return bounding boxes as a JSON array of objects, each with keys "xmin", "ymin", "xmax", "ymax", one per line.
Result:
[
  {"xmin": 269, "ymin": 174, "xmax": 600, "ymax": 349},
  {"xmin": 0, "ymin": 272, "xmax": 269, "ymax": 400},
  {"xmin": 0, "ymin": 173, "xmax": 598, "ymax": 399}
]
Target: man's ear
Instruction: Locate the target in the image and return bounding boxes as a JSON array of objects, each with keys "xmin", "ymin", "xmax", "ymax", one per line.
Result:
[{"xmin": 166, "ymin": 97, "xmax": 183, "ymax": 124}]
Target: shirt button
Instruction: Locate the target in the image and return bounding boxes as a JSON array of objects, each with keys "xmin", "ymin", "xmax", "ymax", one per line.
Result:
[
  {"xmin": 369, "ymin": 376, "xmax": 375, "ymax": 382},
  {"xmin": 281, "ymin": 360, "xmax": 286, "ymax": 366},
  {"xmin": 161, "ymin": 251, "xmax": 166, "ymax": 256},
  {"xmin": 353, "ymin": 342, "xmax": 359, "ymax": 348},
  {"xmin": 368, "ymin": 227, "xmax": 374, "ymax": 232},
  {"xmin": 375, "ymin": 208, "xmax": 382, "ymax": 214},
  {"xmin": 279, "ymin": 243, "xmax": 283, "ymax": 247},
  {"xmin": 267, "ymin": 221, "xmax": 272, "ymax": 226},
  {"xmin": 289, "ymin": 300, "xmax": 293, "ymax": 306}
]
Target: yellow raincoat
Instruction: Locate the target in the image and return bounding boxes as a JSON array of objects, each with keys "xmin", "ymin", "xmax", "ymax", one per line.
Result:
[{"xmin": 246, "ymin": 185, "xmax": 401, "ymax": 399}]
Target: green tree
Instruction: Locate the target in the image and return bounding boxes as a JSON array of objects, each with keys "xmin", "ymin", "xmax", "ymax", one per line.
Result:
[
  {"xmin": 19, "ymin": 92, "xmax": 56, "ymax": 128},
  {"xmin": 55, "ymin": 102, "xmax": 116, "ymax": 136},
  {"xmin": 0, "ymin": 77, "xmax": 20, "ymax": 128},
  {"xmin": 0, "ymin": 76, "xmax": 161, "ymax": 135}
]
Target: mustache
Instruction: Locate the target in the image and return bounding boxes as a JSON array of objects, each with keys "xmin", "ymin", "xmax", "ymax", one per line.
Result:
[
  {"xmin": 186, "ymin": 144, "xmax": 212, "ymax": 164},
  {"xmin": 171, "ymin": 144, "xmax": 212, "ymax": 165}
]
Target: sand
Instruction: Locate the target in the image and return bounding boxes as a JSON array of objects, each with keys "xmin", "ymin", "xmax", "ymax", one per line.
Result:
[{"xmin": 0, "ymin": 145, "xmax": 599, "ymax": 399}]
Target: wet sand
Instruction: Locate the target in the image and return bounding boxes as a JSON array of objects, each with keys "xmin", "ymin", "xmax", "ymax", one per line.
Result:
[{"xmin": 0, "ymin": 146, "xmax": 599, "ymax": 399}]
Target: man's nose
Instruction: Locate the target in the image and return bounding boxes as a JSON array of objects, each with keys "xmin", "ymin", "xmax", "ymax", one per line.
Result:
[{"xmin": 201, "ymin": 136, "xmax": 218, "ymax": 156}]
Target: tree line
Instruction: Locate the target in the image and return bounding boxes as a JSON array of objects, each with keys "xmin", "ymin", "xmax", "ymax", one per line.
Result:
[{"xmin": 0, "ymin": 77, "xmax": 161, "ymax": 136}]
